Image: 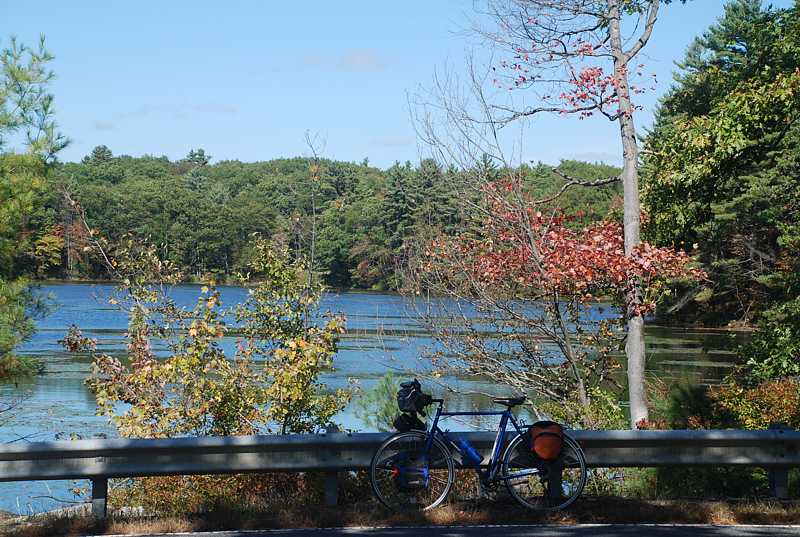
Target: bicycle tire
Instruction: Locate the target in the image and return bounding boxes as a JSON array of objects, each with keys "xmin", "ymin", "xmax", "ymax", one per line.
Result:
[
  {"xmin": 369, "ymin": 431, "xmax": 454, "ymax": 511},
  {"xmin": 500, "ymin": 432, "xmax": 587, "ymax": 511}
]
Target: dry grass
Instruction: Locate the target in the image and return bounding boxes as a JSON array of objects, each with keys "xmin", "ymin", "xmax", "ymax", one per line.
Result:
[{"xmin": 2, "ymin": 498, "xmax": 800, "ymax": 537}]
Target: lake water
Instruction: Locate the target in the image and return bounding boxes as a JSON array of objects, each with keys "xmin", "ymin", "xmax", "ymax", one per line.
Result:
[{"xmin": 0, "ymin": 282, "xmax": 747, "ymax": 514}]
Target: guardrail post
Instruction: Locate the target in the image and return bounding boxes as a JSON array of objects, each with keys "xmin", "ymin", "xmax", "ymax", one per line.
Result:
[
  {"xmin": 324, "ymin": 471, "xmax": 339, "ymax": 507},
  {"xmin": 768, "ymin": 424, "xmax": 791, "ymax": 499},
  {"xmin": 91, "ymin": 477, "xmax": 108, "ymax": 519},
  {"xmin": 769, "ymin": 467, "xmax": 790, "ymax": 500},
  {"xmin": 324, "ymin": 424, "xmax": 339, "ymax": 507}
]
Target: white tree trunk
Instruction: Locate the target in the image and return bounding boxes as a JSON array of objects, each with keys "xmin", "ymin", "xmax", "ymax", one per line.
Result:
[{"xmin": 609, "ymin": 0, "xmax": 649, "ymax": 428}]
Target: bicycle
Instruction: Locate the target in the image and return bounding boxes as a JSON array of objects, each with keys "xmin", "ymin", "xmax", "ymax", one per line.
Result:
[{"xmin": 369, "ymin": 380, "xmax": 587, "ymax": 512}]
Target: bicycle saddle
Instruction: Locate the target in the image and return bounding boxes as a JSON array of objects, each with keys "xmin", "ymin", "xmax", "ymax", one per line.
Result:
[{"xmin": 492, "ymin": 396, "xmax": 526, "ymax": 407}]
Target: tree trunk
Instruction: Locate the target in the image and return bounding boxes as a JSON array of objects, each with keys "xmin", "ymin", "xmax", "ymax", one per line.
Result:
[{"xmin": 609, "ymin": 0, "xmax": 649, "ymax": 428}]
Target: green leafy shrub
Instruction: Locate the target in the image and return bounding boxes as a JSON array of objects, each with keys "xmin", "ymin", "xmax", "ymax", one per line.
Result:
[
  {"xmin": 0, "ymin": 278, "xmax": 47, "ymax": 380},
  {"xmin": 644, "ymin": 376, "xmax": 800, "ymax": 499},
  {"xmin": 667, "ymin": 382, "xmax": 729, "ymax": 430},
  {"xmin": 541, "ymin": 387, "xmax": 627, "ymax": 429},
  {"xmin": 650, "ymin": 467, "xmax": 768, "ymax": 500},
  {"xmin": 353, "ymin": 373, "xmax": 401, "ymax": 432},
  {"xmin": 634, "ymin": 375, "xmax": 774, "ymax": 500},
  {"xmin": 740, "ymin": 299, "xmax": 800, "ymax": 382}
]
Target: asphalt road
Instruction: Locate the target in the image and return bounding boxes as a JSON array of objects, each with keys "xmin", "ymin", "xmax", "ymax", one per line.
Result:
[{"xmin": 100, "ymin": 524, "xmax": 800, "ymax": 537}]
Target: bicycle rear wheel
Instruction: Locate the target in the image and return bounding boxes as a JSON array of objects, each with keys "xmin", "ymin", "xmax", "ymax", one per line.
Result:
[
  {"xmin": 501, "ymin": 432, "xmax": 586, "ymax": 510},
  {"xmin": 370, "ymin": 431, "xmax": 454, "ymax": 511}
]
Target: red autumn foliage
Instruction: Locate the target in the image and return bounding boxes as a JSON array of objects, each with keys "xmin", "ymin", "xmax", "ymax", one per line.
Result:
[{"xmin": 427, "ymin": 181, "xmax": 705, "ymax": 315}]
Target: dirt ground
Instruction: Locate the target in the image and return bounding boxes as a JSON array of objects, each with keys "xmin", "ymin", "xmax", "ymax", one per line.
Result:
[{"xmin": 2, "ymin": 498, "xmax": 800, "ymax": 537}]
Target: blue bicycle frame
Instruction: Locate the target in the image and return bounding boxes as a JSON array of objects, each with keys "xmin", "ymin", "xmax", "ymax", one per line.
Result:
[{"xmin": 423, "ymin": 398, "xmax": 533, "ymax": 483}]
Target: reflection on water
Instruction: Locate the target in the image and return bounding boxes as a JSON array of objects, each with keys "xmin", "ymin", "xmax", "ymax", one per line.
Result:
[{"xmin": 0, "ymin": 282, "xmax": 745, "ymax": 514}]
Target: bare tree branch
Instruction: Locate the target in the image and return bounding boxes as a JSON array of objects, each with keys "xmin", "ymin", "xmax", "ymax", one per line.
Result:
[
  {"xmin": 624, "ymin": 0, "xmax": 661, "ymax": 61},
  {"xmin": 532, "ymin": 169, "xmax": 620, "ymax": 205}
]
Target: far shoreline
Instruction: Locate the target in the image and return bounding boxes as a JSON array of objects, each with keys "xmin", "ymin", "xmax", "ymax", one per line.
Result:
[
  {"xmin": 31, "ymin": 280, "xmax": 754, "ymax": 332},
  {"xmin": 31, "ymin": 278, "xmax": 403, "ymax": 295}
]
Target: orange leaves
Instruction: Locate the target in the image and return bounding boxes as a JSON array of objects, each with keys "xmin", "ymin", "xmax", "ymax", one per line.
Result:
[{"xmin": 426, "ymin": 182, "xmax": 705, "ymax": 313}]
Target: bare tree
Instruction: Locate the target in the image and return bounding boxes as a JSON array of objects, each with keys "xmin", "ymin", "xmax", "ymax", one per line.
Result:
[{"xmin": 414, "ymin": 0, "xmax": 667, "ymax": 427}]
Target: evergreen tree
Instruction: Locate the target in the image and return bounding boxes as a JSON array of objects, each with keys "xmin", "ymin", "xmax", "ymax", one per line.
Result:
[
  {"xmin": 0, "ymin": 35, "xmax": 65, "ymax": 376},
  {"xmin": 643, "ymin": 1, "xmax": 800, "ymax": 328},
  {"xmin": 185, "ymin": 148, "xmax": 211, "ymax": 166},
  {"xmin": 82, "ymin": 145, "xmax": 113, "ymax": 165},
  {"xmin": 183, "ymin": 167, "xmax": 206, "ymax": 192},
  {"xmin": 382, "ymin": 162, "xmax": 417, "ymax": 250},
  {"xmin": 659, "ymin": 0, "xmax": 777, "ymax": 119}
]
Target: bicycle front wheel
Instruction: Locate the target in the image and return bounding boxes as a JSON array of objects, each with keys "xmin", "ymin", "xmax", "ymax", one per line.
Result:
[
  {"xmin": 370, "ymin": 431, "xmax": 454, "ymax": 511},
  {"xmin": 501, "ymin": 432, "xmax": 587, "ymax": 511}
]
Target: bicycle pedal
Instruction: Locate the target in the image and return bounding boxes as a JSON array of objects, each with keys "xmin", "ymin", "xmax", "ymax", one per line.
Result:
[{"xmin": 476, "ymin": 479, "xmax": 497, "ymax": 497}]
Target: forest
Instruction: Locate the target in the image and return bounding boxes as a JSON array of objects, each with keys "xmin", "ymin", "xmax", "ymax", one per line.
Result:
[{"xmin": 16, "ymin": 150, "xmax": 622, "ymax": 290}]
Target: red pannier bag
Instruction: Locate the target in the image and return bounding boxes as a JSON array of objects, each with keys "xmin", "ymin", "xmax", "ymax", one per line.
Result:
[{"xmin": 530, "ymin": 420, "xmax": 564, "ymax": 460}]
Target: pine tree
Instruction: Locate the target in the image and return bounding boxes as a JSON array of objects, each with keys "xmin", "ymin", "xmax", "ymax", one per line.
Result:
[
  {"xmin": 0, "ymin": 35, "xmax": 65, "ymax": 375},
  {"xmin": 82, "ymin": 145, "xmax": 113, "ymax": 165},
  {"xmin": 383, "ymin": 162, "xmax": 418, "ymax": 250},
  {"xmin": 185, "ymin": 148, "xmax": 211, "ymax": 166},
  {"xmin": 183, "ymin": 167, "xmax": 206, "ymax": 192}
]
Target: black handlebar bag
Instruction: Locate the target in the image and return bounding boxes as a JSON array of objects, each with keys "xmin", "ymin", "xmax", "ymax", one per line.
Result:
[{"xmin": 396, "ymin": 379, "xmax": 433, "ymax": 414}]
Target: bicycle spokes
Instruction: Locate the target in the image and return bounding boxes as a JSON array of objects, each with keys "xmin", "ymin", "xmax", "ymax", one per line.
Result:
[
  {"xmin": 370, "ymin": 431, "xmax": 454, "ymax": 511},
  {"xmin": 502, "ymin": 434, "xmax": 587, "ymax": 511}
]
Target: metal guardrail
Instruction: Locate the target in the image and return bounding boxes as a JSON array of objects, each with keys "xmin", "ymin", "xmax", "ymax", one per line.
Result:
[{"xmin": 0, "ymin": 429, "xmax": 796, "ymax": 518}]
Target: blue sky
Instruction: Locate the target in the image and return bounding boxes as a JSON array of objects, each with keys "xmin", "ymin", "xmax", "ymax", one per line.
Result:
[{"xmin": 4, "ymin": 1, "xmax": 794, "ymax": 167}]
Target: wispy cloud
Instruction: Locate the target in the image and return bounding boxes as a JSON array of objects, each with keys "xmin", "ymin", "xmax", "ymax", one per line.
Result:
[
  {"xmin": 338, "ymin": 49, "xmax": 384, "ymax": 71},
  {"xmin": 373, "ymin": 135, "xmax": 413, "ymax": 147},
  {"xmin": 92, "ymin": 120, "xmax": 115, "ymax": 131},
  {"xmin": 194, "ymin": 103, "xmax": 238, "ymax": 116},
  {"xmin": 118, "ymin": 103, "xmax": 238, "ymax": 121}
]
